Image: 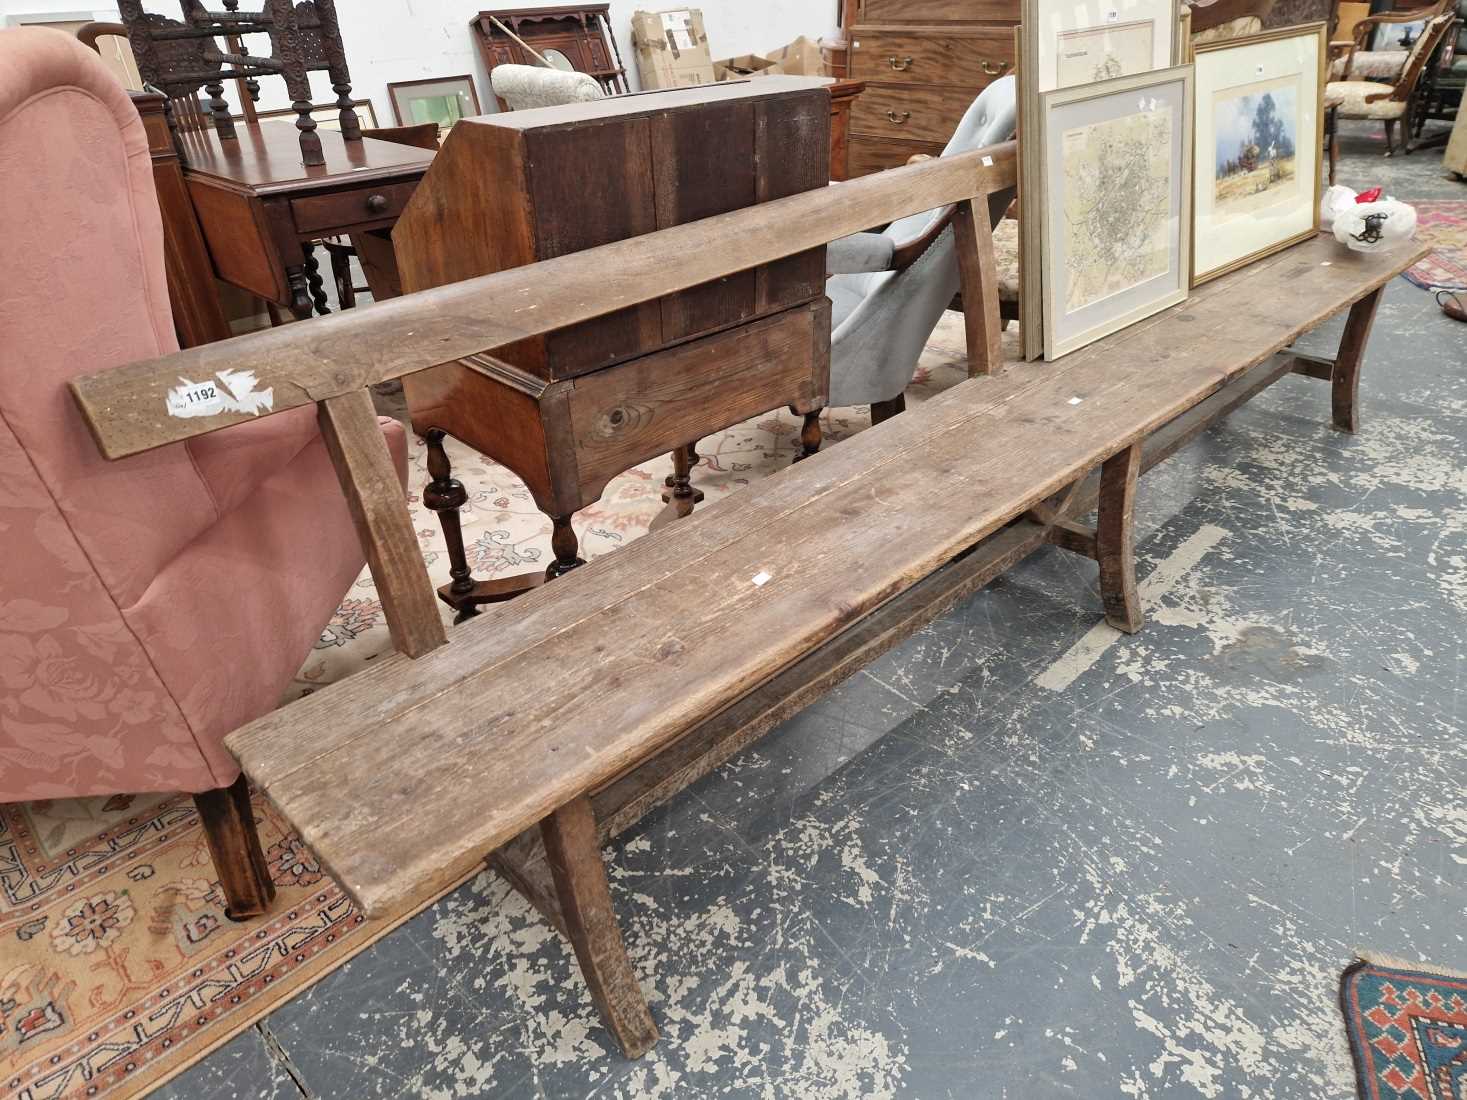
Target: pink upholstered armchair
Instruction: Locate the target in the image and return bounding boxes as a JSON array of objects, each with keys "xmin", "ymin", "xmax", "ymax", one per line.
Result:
[{"xmin": 0, "ymin": 28, "xmax": 407, "ymax": 918}]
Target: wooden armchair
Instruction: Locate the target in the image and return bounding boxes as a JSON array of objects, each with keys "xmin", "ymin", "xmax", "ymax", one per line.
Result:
[
  {"xmin": 1327, "ymin": 7, "xmax": 1459, "ymax": 154},
  {"xmin": 1328, "ymin": 0, "xmax": 1452, "ymax": 82}
]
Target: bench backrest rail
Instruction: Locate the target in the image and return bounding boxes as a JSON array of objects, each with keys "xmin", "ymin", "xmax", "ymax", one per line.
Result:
[{"xmin": 70, "ymin": 143, "xmax": 1018, "ymax": 658}]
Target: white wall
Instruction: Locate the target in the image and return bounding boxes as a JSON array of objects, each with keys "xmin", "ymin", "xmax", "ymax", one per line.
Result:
[{"xmin": 2, "ymin": 0, "xmax": 839, "ymax": 123}]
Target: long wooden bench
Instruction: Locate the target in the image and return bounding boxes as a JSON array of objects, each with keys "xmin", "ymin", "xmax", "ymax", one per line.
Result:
[{"xmin": 71, "ymin": 144, "xmax": 1427, "ymax": 1059}]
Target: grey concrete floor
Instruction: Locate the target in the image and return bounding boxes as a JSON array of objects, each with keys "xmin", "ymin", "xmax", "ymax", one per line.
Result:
[{"xmin": 158, "ymin": 121, "xmax": 1467, "ymax": 1099}]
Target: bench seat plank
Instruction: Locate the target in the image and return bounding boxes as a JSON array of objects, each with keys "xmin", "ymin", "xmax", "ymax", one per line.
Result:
[{"xmin": 226, "ymin": 237, "xmax": 1423, "ymax": 917}]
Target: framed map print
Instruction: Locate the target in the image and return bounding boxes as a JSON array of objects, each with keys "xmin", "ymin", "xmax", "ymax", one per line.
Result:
[
  {"xmin": 1038, "ymin": 66, "xmax": 1193, "ymax": 360},
  {"xmin": 1191, "ymin": 25, "xmax": 1326, "ymax": 285}
]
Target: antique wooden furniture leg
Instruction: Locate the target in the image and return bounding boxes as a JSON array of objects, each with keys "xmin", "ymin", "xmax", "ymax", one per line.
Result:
[
  {"xmin": 304, "ymin": 243, "xmax": 332, "ymax": 315},
  {"xmin": 547, "ymin": 515, "xmax": 586, "ymax": 578},
  {"xmin": 661, "ymin": 444, "xmax": 705, "ymax": 507},
  {"xmin": 793, "ymin": 409, "xmax": 823, "ymax": 462},
  {"xmin": 540, "ymin": 796, "xmax": 659, "ymax": 1059},
  {"xmin": 193, "ymin": 773, "xmax": 275, "ymax": 921},
  {"xmin": 870, "ymin": 394, "xmax": 906, "ymax": 425},
  {"xmin": 651, "ymin": 446, "xmax": 700, "ymax": 530},
  {"xmin": 421, "ymin": 429, "xmax": 546, "ymax": 615},
  {"xmin": 1096, "ymin": 443, "xmax": 1144, "ymax": 634},
  {"xmin": 1330, "ymin": 285, "xmax": 1383, "ymax": 433}
]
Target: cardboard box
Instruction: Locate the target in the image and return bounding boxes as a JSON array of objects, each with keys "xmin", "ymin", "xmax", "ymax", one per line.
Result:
[
  {"xmin": 712, "ymin": 53, "xmax": 779, "ymax": 81},
  {"xmin": 631, "ymin": 9, "xmax": 715, "ymax": 90},
  {"xmin": 765, "ymin": 35, "xmax": 827, "ymax": 77}
]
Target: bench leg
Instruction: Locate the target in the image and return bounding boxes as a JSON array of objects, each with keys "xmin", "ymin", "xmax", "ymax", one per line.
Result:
[
  {"xmin": 1331, "ymin": 287, "xmax": 1383, "ymax": 434},
  {"xmin": 1096, "ymin": 443, "xmax": 1143, "ymax": 634},
  {"xmin": 194, "ymin": 773, "xmax": 276, "ymax": 922},
  {"xmin": 541, "ymin": 796, "xmax": 659, "ymax": 1059}
]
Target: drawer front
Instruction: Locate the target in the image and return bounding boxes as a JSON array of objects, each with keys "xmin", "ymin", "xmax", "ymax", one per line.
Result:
[
  {"xmin": 568, "ymin": 300, "xmax": 829, "ymax": 503},
  {"xmin": 850, "ymin": 29, "xmax": 1014, "ymax": 85},
  {"xmin": 289, "ymin": 180, "xmax": 418, "ymax": 235},
  {"xmin": 858, "ymin": 0, "xmax": 1020, "ymax": 23},
  {"xmin": 851, "ymin": 82, "xmax": 980, "ymax": 144},
  {"xmin": 847, "ymin": 134, "xmax": 946, "ymax": 176}
]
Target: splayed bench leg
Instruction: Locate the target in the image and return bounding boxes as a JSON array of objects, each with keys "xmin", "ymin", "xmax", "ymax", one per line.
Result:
[
  {"xmin": 1097, "ymin": 442, "xmax": 1143, "ymax": 634},
  {"xmin": 540, "ymin": 796, "xmax": 659, "ymax": 1059}
]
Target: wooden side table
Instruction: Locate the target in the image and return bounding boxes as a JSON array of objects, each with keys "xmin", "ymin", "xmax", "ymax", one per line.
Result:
[{"xmin": 178, "ymin": 120, "xmax": 435, "ymax": 321}]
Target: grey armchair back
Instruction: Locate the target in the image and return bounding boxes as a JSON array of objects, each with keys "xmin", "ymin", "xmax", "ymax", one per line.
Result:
[
  {"xmin": 826, "ymin": 76, "xmax": 1018, "ymax": 410},
  {"xmin": 490, "ymin": 63, "xmax": 603, "ymax": 111}
]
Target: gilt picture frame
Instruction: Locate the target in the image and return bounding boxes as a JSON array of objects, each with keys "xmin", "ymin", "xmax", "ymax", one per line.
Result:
[
  {"xmin": 1038, "ymin": 65, "xmax": 1194, "ymax": 360},
  {"xmin": 1190, "ymin": 24, "xmax": 1326, "ymax": 286}
]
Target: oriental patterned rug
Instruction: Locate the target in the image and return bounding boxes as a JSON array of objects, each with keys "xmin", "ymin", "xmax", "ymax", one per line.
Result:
[
  {"xmin": 0, "ymin": 318, "xmax": 981, "ymax": 1099},
  {"xmin": 1341, "ymin": 954, "xmax": 1467, "ymax": 1100},
  {"xmin": 1402, "ymin": 200, "xmax": 1467, "ymax": 292}
]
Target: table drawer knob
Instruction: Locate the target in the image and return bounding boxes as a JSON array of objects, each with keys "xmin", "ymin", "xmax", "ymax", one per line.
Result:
[
  {"xmin": 365, "ymin": 192, "xmax": 389, "ymax": 214},
  {"xmin": 982, "ymin": 60, "xmax": 1010, "ymax": 76},
  {"xmin": 886, "ymin": 109, "xmax": 912, "ymax": 125},
  {"xmin": 888, "ymin": 55, "xmax": 913, "ymax": 70}
]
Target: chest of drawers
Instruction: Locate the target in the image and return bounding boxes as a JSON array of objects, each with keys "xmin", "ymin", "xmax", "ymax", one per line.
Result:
[{"xmin": 841, "ymin": 0, "xmax": 1020, "ymax": 173}]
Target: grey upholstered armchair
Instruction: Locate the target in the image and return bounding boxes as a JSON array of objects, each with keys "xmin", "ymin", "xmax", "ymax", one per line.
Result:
[{"xmin": 823, "ymin": 76, "xmax": 1019, "ymax": 421}]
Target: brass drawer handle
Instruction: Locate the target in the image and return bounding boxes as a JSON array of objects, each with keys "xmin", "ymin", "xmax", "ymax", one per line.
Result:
[
  {"xmin": 981, "ymin": 60, "xmax": 1010, "ymax": 76},
  {"xmin": 888, "ymin": 55, "xmax": 914, "ymax": 70},
  {"xmin": 365, "ymin": 192, "xmax": 389, "ymax": 214},
  {"xmin": 886, "ymin": 109, "xmax": 912, "ymax": 125}
]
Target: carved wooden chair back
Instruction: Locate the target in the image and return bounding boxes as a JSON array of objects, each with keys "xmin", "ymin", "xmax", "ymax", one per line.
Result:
[{"xmin": 75, "ymin": 20, "xmax": 257, "ymax": 127}]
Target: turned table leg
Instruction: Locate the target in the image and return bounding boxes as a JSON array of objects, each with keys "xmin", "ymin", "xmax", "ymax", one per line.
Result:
[
  {"xmin": 792, "ymin": 408, "xmax": 822, "ymax": 463},
  {"xmin": 423, "ymin": 429, "xmax": 481, "ymax": 621},
  {"xmin": 304, "ymin": 243, "xmax": 332, "ymax": 316},
  {"xmin": 194, "ymin": 773, "xmax": 275, "ymax": 922},
  {"xmin": 547, "ymin": 514, "xmax": 586, "ymax": 579},
  {"xmin": 661, "ymin": 443, "xmax": 705, "ymax": 506},
  {"xmin": 1331, "ymin": 287, "xmax": 1384, "ymax": 434},
  {"xmin": 1097, "ymin": 442, "xmax": 1143, "ymax": 634},
  {"xmin": 541, "ymin": 796, "xmax": 659, "ymax": 1059}
]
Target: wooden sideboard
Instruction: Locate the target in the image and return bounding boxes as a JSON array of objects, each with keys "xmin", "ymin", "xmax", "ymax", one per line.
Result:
[{"xmin": 841, "ymin": 0, "xmax": 1019, "ymax": 175}]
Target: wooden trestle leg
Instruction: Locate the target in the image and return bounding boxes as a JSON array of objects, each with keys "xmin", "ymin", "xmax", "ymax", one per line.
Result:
[
  {"xmin": 541, "ymin": 797, "xmax": 660, "ymax": 1059},
  {"xmin": 1331, "ymin": 286, "xmax": 1383, "ymax": 434},
  {"xmin": 1096, "ymin": 443, "xmax": 1143, "ymax": 634}
]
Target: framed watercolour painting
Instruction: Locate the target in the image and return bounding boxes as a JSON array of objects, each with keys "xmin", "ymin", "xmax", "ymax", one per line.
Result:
[
  {"xmin": 1191, "ymin": 25, "xmax": 1326, "ymax": 286},
  {"xmin": 387, "ymin": 75, "xmax": 481, "ymax": 136},
  {"xmin": 1038, "ymin": 66, "xmax": 1193, "ymax": 360},
  {"xmin": 1018, "ymin": 0, "xmax": 1182, "ymax": 360}
]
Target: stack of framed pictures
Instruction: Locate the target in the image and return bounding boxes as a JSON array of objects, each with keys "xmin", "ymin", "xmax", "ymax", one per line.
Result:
[
  {"xmin": 1018, "ymin": 0, "xmax": 1188, "ymax": 360},
  {"xmin": 1017, "ymin": 1, "xmax": 1327, "ymax": 360}
]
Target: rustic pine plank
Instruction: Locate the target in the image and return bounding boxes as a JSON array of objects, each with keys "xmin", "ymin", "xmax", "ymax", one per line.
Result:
[
  {"xmin": 318, "ymin": 390, "xmax": 447, "ymax": 659},
  {"xmin": 71, "ymin": 147, "xmax": 1017, "ymax": 460},
  {"xmin": 225, "ymin": 240, "xmax": 1422, "ymax": 919}
]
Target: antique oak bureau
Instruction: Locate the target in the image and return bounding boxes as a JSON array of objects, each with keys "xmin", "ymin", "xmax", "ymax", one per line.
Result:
[{"xmin": 392, "ymin": 78, "xmax": 833, "ymax": 616}]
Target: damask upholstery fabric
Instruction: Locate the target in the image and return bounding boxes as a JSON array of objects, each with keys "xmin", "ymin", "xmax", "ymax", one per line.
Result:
[
  {"xmin": 0, "ymin": 28, "xmax": 407, "ymax": 801},
  {"xmin": 1326, "ymin": 80, "xmax": 1408, "ymax": 118},
  {"xmin": 993, "ymin": 217, "xmax": 1020, "ymax": 302},
  {"xmin": 1328, "ymin": 49, "xmax": 1409, "ymax": 81},
  {"xmin": 490, "ymin": 63, "xmax": 603, "ymax": 110}
]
